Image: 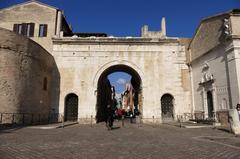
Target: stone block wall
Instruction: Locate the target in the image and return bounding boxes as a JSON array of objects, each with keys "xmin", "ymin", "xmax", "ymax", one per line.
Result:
[
  {"xmin": 0, "ymin": 28, "xmax": 58, "ymax": 123},
  {"xmin": 52, "ymin": 37, "xmax": 192, "ymax": 123}
]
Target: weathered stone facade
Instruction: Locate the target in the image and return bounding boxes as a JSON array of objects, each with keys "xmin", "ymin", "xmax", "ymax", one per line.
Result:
[
  {"xmin": 189, "ymin": 9, "xmax": 240, "ymax": 123},
  {"xmin": 0, "ymin": 27, "xmax": 57, "ymax": 118},
  {"xmin": 52, "ymin": 37, "xmax": 191, "ymax": 123}
]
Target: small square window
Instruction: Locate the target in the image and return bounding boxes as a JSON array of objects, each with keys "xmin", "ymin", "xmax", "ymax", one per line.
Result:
[
  {"xmin": 13, "ymin": 23, "xmax": 34, "ymax": 37},
  {"xmin": 18, "ymin": 24, "xmax": 22, "ymax": 34},
  {"xmin": 39, "ymin": 24, "xmax": 48, "ymax": 37}
]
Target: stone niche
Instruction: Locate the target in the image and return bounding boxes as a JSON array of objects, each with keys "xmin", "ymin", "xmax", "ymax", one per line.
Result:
[{"xmin": 0, "ymin": 27, "xmax": 59, "ymax": 124}]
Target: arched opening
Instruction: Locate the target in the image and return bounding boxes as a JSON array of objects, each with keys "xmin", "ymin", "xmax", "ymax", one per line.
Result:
[
  {"xmin": 64, "ymin": 93, "xmax": 78, "ymax": 121},
  {"xmin": 96, "ymin": 64, "xmax": 142, "ymax": 123},
  {"xmin": 207, "ymin": 91, "xmax": 214, "ymax": 118},
  {"xmin": 161, "ymin": 94, "xmax": 174, "ymax": 121}
]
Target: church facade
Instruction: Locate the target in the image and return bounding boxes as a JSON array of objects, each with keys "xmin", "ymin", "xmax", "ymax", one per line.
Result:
[
  {"xmin": 0, "ymin": 1, "xmax": 239, "ymax": 124},
  {"xmin": 189, "ymin": 10, "xmax": 240, "ymax": 124}
]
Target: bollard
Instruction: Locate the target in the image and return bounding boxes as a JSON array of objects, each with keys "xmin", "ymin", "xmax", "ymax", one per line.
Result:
[
  {"xmin": 137, "ymin": 116, "xmax": 142, "ymax": 128},
  {"xmin": 22, "ymin": 113, "xmax": 25, "ymax": 125},
  {"xmin": 48, "ymin": 114, "xmax": 50, "ymax": 124},
  {"xmin": 31, "ymin": 114, "xmax": 34, "ymax": 125},
  {"xmin": 90, "ymin": 115, "xmax": 93, "ymax": 127},
  {"xmin": 140, "ymin": 116, "xmax": 143, "ymax": 127},
  {"xmin": 179, "ymin": 116, "xmax": 182, "ymax": 128},
  {"xmin": 38, "ymin": 114, "xmax": 41, "ymax": 124},
  {"xmin": 0, "ymin": 113, "xmax": 2, "ymax": 124},
  {"xmin": 61, "ymin": 115, "xmax": 64, "ymax": 128},
  {"xmin": 121, "ymin": 115, "xmax": 124, "ymax": 127},
  {"xmin": 12, "ymin": 113, "xmax": 15, "ymax": 124},
  {"xmin": 152, "ymin": 116, "xmax": 155, "ymax": 127}
]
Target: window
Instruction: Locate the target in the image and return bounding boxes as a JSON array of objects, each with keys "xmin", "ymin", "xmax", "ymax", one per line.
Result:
[
  {"xmin": 18, "ymin": 24, "xmax": 22, "ymax": 34},
  {"xmin": 39, "ymin": 24, "xmax": 48, "ymax": 37},
  {"xmin": 43, "ymin": 77, "xmax": 47, "ymax": 91},
  {"xmin": 13, "ymin": 23, "xmax": 34, "ymax": 37}
]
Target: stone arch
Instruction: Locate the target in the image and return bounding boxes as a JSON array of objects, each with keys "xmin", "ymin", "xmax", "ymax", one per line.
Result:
[
  {"xmin": 94, "ymin": 62, "xmax": 143, "ymax": 123},
  {"xmin": 93, "ymin": 60, "xmax": 144, "ymax": 89}
]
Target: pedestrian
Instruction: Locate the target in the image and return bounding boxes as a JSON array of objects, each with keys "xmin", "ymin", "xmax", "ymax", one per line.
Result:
[
  {"xmin": 236, "ymin": 103, "xmax": 240, "ymax": 121},
  {"xmin": 106, "ymin": 104, "xmax": 114, "ymax": 130},
  {"xmin": 117, "ymin": 108, "xmax": 122, "ymax": 120}
]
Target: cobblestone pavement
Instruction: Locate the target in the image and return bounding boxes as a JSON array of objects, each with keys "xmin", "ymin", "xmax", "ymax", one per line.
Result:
[{"xmin": 1, "ymin": 121, "xmax": 240, "ymax": 159}]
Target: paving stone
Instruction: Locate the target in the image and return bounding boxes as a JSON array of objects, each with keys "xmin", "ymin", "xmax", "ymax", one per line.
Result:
[{"xmin": 0, "ymin": 122, "xmax": 240, "ymax": 159}]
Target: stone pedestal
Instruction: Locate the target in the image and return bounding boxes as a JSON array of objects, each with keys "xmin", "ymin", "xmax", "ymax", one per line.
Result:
[{"xmin": 228, "ymin": 109, "xmax": 240, "ymax": 135}]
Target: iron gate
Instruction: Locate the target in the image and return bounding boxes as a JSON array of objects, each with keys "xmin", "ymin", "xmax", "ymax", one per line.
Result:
[
  {"xmin": 161, "ymin": 94, "xmax": 174, "ymax": 120},
  {"xmin": 65, "ymin": 94, "xmax": 78, "ymax": 121}
]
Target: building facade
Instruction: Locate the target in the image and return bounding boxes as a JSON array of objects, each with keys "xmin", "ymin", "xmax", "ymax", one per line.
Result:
[
  {"xmin": 0, "ymin": 27, "xmax": 57, "ymax": 124},
  {"xmin": 0, "ymin": 1, "xmax": 239, "ymax": 124},
  {"xmin": 189, "ymin": 9, "xmax": 240, "ymax": 124}
]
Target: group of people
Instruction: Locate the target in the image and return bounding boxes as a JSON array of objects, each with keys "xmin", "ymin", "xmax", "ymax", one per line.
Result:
[
  {"xmin": 105, "ymin": 105, "xmax": 125, "ymax": 130},
  {"xmin": 105, "ymin": 104, "xmax": 140, "ymax": 130}
]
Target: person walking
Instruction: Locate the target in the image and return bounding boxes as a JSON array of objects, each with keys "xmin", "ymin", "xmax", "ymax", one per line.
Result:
[
  {"xmin": 106, "ymin": 104, "xmax": 114, "ymax": 130},
  {"xmin": 236, "ymin": 103, "xmax": 240, "ymax": 121}
]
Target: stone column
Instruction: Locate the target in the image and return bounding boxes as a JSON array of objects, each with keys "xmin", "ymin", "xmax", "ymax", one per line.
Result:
[
  {"xmin": 212, "ymin": 84, "xmax": 218, "ymax": 121},
  {"xmin": 161, "ymin": 17, "xmax": 166, "ymax": 37},
  {"xmin": 203, "ymin": 87, "xmax": 208, "ymax": 118},
  {"xmin": 56, "ymin": 10, "xmax": 62, "ymax": 37}
]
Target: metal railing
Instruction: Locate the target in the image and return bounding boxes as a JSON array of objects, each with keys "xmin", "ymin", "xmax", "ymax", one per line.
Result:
[{"xmin": 0, "ymin": 113, "xmax": 64, "ymax": 126}]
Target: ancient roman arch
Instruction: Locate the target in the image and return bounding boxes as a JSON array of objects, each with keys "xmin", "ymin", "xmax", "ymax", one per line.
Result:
[{"xmin": 52, "ymin": 37, "xmax": 192, "ymax": 123}]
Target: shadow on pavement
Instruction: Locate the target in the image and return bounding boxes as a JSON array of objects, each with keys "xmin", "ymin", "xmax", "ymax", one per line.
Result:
[
  {"xmin": 0, "ymin": 124, "xmax": 24, "ymax": 133},
  {"xmin": 111, "ymin": 126, "xmax": 120, "ymax": 130}
]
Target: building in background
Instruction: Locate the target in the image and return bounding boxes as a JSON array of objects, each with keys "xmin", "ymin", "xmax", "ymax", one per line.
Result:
[{"xmin": 122, "ymin": 82, "xmax": 135, "ymax": 113}]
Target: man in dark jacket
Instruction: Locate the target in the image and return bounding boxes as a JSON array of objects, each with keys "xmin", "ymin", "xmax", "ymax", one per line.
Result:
[{"xmin": 106, "ymin": 104, "xmax": 114, "ymax": 130}]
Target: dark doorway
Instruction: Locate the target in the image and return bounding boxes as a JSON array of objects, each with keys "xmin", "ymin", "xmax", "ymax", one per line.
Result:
[
  {"xmin": 161, "ymin": 94, "xmax": 174, "ymax": 121},
  {"xmin": 64, "ymin": 93, "xmax": 78, "ymax": 121},
  {"xmin": 207, "ymin": 91, "xmax": 214, "ymax": 118},
  {"xmin": 96, "ymin": 65, "xmax": 142, "ymax": 123}
]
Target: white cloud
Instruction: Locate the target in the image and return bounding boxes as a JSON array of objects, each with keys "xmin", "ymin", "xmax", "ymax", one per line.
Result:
[{"xmin": 116, "ymin": 78, "xmax": 126, "ymax": 85}]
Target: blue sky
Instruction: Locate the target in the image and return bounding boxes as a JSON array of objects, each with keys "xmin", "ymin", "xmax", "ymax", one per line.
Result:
[
  {"xmin": 0, "ymin": 0, "xmax": 239, "ymax": 93},
  {"xmin": 108, "ymin": 72, "xmax": 131, "ymax": 93},
  {"xmin": 0, "ymin": 0, "xmax": 239, "ymax": 37}
]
